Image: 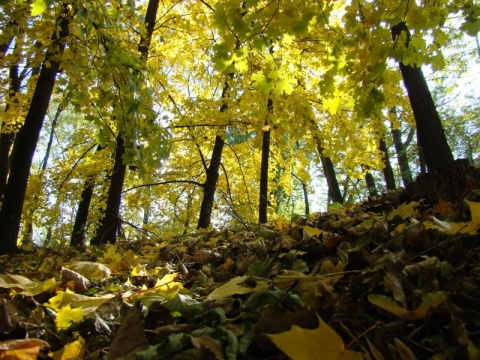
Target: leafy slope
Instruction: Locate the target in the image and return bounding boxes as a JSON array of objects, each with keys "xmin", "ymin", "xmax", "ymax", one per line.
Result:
[{"xmin": 1, "ymin": 190, "xmax": 480, "ymax": 359}]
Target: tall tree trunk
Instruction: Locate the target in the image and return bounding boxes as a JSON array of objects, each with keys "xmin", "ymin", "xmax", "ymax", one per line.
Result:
[
  {"xmin": 0, "ymin": 3, "xmax": 72, "ymax": 254},
  {"xmin": 259, "ymin": 98, "xmax": 273, "ymax": 224},
  {"xmin": 197, "ymin": 134, "xmax": 225, "ymax": 229},
  {"xmin": 365, "ymin": 171, "xmax": 378, "ymax": 197},
  {"xmin": 319, "ymin": 154, "xmax": 344, "ymax": 204},
  {"xmin": 310, "ymin": 120, "xmax": 343, "ymax": 204},
  {"xmin": 391, "ymin": 22, "xmax": 453, "ymax": 171},
  {"xmin": 91, "ymin": 0, "xmax": 160, "ymax": 245},
  {"xmin": 91, "ymin": 135, "xmax": 127, "ymax": 245},
  {"xmin": 293, "ymin": 173, "xmax": 310, "ymax": 216},
  {"xmin": 197, "ymin": 78, "xmax": 232, "ymax": 229},
  {"xmin": 0, "ymin": 64, "xmax": 21, "ymax": 200},
  {"xmin": 41, "ymin": 102, "xmax": 63, "ymax": 170},
  {"xmin": 70, "ymin": 173, "xmax": 96, "ymax": 246},
  {"xmin": 391, "ymin": 125, "xmax": 414, "ymax": 186},
  {"xmin": 378, "ymin": 137, "xmax": 396, "ymax": 190}
]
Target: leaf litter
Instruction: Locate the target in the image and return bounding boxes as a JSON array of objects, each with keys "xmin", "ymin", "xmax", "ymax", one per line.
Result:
[{"xmin": 1, "ymin": 190, "xmax": 480, "ymax": 359}]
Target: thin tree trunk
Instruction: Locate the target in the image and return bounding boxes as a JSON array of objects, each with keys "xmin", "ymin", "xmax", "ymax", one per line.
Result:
[
  {"xmin": 293, "ymin": 173, "xmax": 310, "ymax": 216},
  {"xmin": 320, "ymin": 154, "xmax": 343, "ymax": 204},
  {"xmin": 391, "ymin": 125, "xmax": 413, "ymax": 186},
  {"xmin": 91, "ymin": 135, "xmax": 127, "ymax": 245},
  {"xmin": 0, "ymin": 64, "xmax": 21, "ymax": 200},
  {"xmin": 70, "ymin": 173, "xmax": 96, "ymax": 246},
  {"xmin": 391, "ymin": 22, "xmax": 453, "ymax": 171},
  {"xmin": 91, "ymin": 0, "xmax": 160, "ymax": 245},
  {"xmin": 378, "ymin": 137, "xmax": 396, "ymax": 190},
  {"xmin": 365, "ymin": 171, "xmax": 378, "ymax": 197},
  {"xmin": 0, "ymin": 3, "xmax": 72, "ymax": 254},
  {"xmin": 197, "ymin": 78, "xmax": 232, "ymax": 229},
  {"xmin": 197, "ymin": 134, "xmax": 225, "ymax": 229},
  {"xmin": 310, "ymin": 120, "xmax": 343, "ymax": 204},
  {"xmin": 259, "ymin": 98, "xmax": 273, "ymax": 224},
  {"xmin": 41, "ymin": 103, "xmax": 63, "ymax": 170}
]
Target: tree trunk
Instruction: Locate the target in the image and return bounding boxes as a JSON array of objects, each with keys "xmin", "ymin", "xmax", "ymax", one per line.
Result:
[
  {"xmin": 41, "ymin": 103, "xmax": 63, "ymax": 171},
  {"xmin": 197, "ymin": 134, "xmax": 225, "ymax": 229},
  {"xmin": 197, "ymin": 78, "xmax": 232, "ymax": 229},
  {"xmin": 365, "ymin": 171, "xmax": 378, "ymax": 197},
  {"xmin": 91, "ymin": 135, "xmax": 127, "ymax": 245},
  {"xmin": 378, "ymin": 137, "xmax": 396, "ymax": 190},
  {"xmin": 0, "ymin": 64, "xmax": 21, "ymax": 200},
  {"xmin": 319, "ymin": 153, "xmax": 344, "ymax": 204},
  {"xmin": 259, "ymin": 98, "xmax": 273, "ymax": 224},
  {"xmin": 0, "ymin": 3, "xmax": 72, "ymax": 254},
  {"xmin": 391, "ymin": 125, "xmax": 413, "ymax": 186},
  {"xmin": 70, "ymin": 173, "xmax": 96, "ymax": 246},
  {"xmin": 391, "ymin": 22, "xmax": 453, "ymax": 172},
  {"xmin": 90, "ymin": 0, "xmax": 159, "ymax": 245}
]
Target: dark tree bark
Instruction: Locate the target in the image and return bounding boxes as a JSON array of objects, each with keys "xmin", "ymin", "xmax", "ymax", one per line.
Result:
[
  {"xmin": 197, "ymin": 78, "xmax": 232, "ymax": 229},
  {"xmin": 319, "ymin": 153, "xmax": 344, "ymax": 204},
  {"xmin": 0, "ymin": 64, "xmax": 21, "ymax": 200},
  {"xmin": 378, "ymin": 137, "xmax": 396, "ymax": 190},
  {"xmin": 197, "ymin": 134, "xmax": 226, "ymax": 229},
  {"xmin": 91, "ymin": 135, "xmax": 127, "ymax": 245},
  {"xmin": 71, "ymin": 173, "xmax": 96, "ymax": 246},
  {"xmin": 259, "ymin": 99, "xmax": 273, "ymax": 224},
  {"xmin": 293, "ymin": 173, "xmax": 310, "ymax": 216},
  {"xmin": 365, "ymin": 171, "xmax": 378, "ymax": 197},
  {"xmin": 0, "ymin": 3, "xmax": 72, "ymax": 254},
  {"xmin": 391, "ymin": 125, "xmax": 414, "ymax": 186},
  {"xmin": 310, "ymin": 120, "xmax": 343, "ymax": 204},
  {"xmin": 90, "ymin": 0, "xmax": 159, "ymax": 245},
  {"xmin": 391, "ymin": 22, "xmax": 453, "ymax": 172}
]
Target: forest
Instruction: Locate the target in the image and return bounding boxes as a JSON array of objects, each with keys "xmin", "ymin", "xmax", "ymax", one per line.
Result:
[{"xmin": 0, "ymin": 0, "xmax": 480, "ymax": 358}]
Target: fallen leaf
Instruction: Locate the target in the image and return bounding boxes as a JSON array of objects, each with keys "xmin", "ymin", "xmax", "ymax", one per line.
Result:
[
  {"xmin": 50, "ymin": 336, "xmax": 85, "ymax": 360},
  {"xmin": 64, "ymin": 261, "xmax": 111, "ymax": 281},
  {"xmin": 265, "ymin": 314, "xmax": 363, "ymax": 360},
  {"xmin": 368, "ymin": 291, "xmax": 446, "ymax": 320},
  {"xmin": 0, "ymin": 338, "xmax": 50, "ymax": 360},
  {"xmin": 206, "ymin": 276, "xmax": 268, "ymax": 300}
]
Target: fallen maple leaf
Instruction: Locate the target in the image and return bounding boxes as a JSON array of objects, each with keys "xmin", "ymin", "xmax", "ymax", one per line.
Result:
[
  {"xmin": 265, "ymin": 314, "xmax": 364, "ymax": 360},
  {"xmin": 55, "ymin": 304, "xmax": 84, "ymax": 330},
  {"xmin": 387, "ymin": 201, "xmax": 420, "ymax": 221}
]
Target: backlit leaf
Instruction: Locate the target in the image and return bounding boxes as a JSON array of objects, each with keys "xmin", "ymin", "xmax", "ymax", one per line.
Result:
[{"xmin": 266, "ymin": 314, "xmax": 363, "ymax": 360}]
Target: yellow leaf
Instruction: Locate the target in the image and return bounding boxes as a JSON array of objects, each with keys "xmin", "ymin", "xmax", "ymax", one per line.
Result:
[
  {"xmin": 266, "ymin": 314, "xmax": 364, "ymax": 360},
  {"xmin": 153, "ymin": 273, "xmax": 184, "ymax": 299},
  {"xmin": 55, "ymin": 305, "xmax": 84, "ymax": 330},
  {"xmin": 368, "ymin": 291, "xmax": 446, "ymax": 320},
  {"xmin": 206, "ymin": 276, "xmax": 268, "ymax": 300},
  {"xmin": 303, "ymin": 225, "xmax": 322, "ymax": 237},
  {"xmin": 31, "ymin": 0, "xmax": 48, "ymax": 16},
  {"xmin": 131, "ymin": 263, "xmax": 149, "ymax": 276},
  {"xmin": 0, "ymin": 339, "xmax": 50, "ymax": 360},
  {"xmin": 465, "ymin": 199, "xmax": 480, "ymax": 224},
  {"xmin": 387, "ymin": 201, "xmax": 420, "ymax": 221},
  {"xmin": 50, "ymin": 336, "xmax": 85, "ymax": 360}
]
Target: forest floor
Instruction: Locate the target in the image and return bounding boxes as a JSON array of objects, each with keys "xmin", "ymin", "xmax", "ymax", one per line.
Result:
[{"xmin": 1, "ymin": 188, "xmax": 480, "ymax": 359}]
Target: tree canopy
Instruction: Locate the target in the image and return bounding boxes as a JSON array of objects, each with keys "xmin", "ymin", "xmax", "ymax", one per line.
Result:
[{"xmin": 0, "ymin": 0, "xmax": 479, "ymax": 248}]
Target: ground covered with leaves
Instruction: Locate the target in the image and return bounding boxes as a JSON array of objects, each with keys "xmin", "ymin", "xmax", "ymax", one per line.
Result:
[{"xmin": 1, "ymin": 190, "xmax": 480, "ymax": 359}]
